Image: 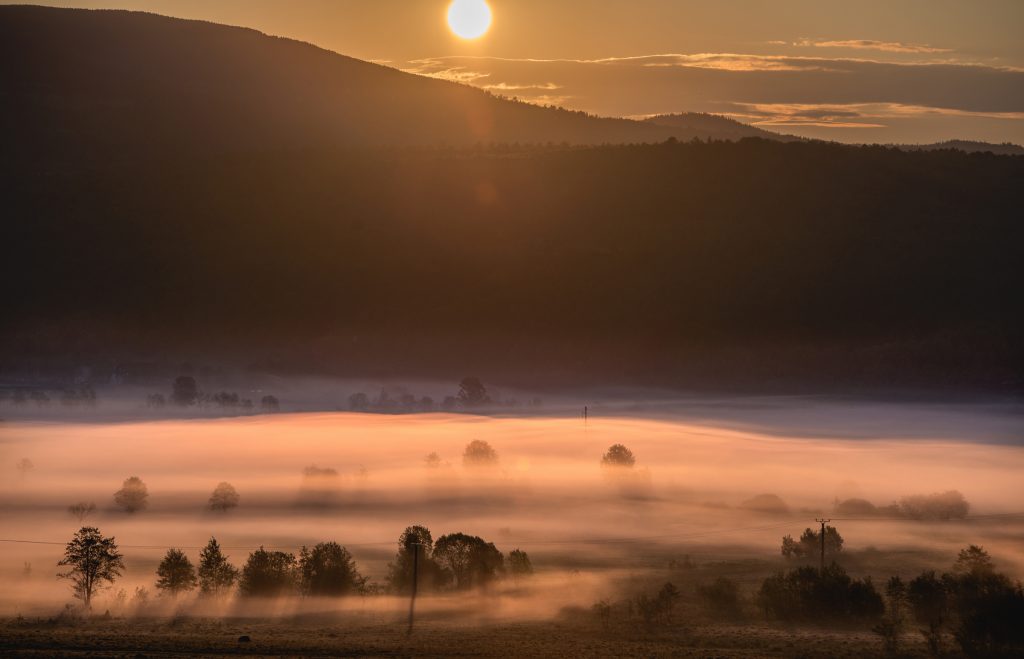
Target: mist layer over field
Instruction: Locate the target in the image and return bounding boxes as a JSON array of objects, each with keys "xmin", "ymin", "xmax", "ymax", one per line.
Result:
[{"xmin": 1, "ymin": 398, "xmax": 1022, "ymax": 618}]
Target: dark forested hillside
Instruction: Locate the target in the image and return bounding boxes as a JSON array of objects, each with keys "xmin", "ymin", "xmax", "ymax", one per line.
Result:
[
  {"xmin": 3, "ymin": 137, "xmax": 1021, "ymax": 387},
  {"xmin": 1, "ymin": 6, "xmax": 1022, "ymax": 388}
]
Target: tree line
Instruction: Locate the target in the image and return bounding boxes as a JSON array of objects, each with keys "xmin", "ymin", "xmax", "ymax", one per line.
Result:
[{"xmin": 57, "ymin": 524, "xmax": 534, "ymax": 606}]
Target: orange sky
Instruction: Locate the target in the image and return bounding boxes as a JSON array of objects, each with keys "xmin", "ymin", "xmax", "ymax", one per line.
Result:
[{"xmin": 6, "ymin": 0, "xmax": 1024, "ymax": 143}]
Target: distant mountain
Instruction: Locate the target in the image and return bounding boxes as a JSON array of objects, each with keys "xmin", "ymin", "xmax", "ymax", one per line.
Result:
[
  {"xmin": 896, "ymin": 141, "xmax": 1024, "ymax": 156},
  {"xmin": 643, "ymin": 113, "xmax": 799, "ymax": 142},
  {"xmin": 0, "ymin": 6, "xmax": 782, "ymax": 153}
]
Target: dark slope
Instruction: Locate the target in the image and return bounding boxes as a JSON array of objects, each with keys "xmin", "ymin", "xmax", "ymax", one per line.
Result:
[{"xmin": 0, "ymin": 5, "xmax": 773, "ymax": 152}]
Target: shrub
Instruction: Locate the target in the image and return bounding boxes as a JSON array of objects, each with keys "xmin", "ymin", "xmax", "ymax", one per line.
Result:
[
  {"xmin": 758, "ymin": 563, "xmax": 884, "ymax": 622},
  {"xmin": 698, "ymin": 576, "xmax": 742, "ymax": 618}
]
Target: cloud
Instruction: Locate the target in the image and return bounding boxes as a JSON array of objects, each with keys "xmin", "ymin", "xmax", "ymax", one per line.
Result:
[
  {"xmin": 400, "ymin": 52, "xmax": 1024, "ymax": 143},
  {"xmin": 795, "ymin": 39, "xmax": 952, "ymax": 54}
]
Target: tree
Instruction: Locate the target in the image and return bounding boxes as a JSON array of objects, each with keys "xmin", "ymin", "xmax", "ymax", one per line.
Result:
[
  {"xmin": 208, "ymin": 482, "xmax": 240, "ymax": 511},
  {"xmin": 155, "ymin": 548, "xmax": 197, "ymax": 596},
  {"xmin": 298, "ymin": 542, "xmax": 364, "ymax": 596},
  {"xmin": 260, "ymin": 395, "xmax": 280, "ymax": 412},
  {"xmin": 198, "ymin": 537, "xmax": 238, "ymax": 595},
  {"xmin": 457, "ymin": 377, "xmax": 491, "ymax": 407},
  {"xmin": 114, "ymin": 476, "xmax": 149, "ymax": 512},
  {"xmin": 171, "ymin": 376, "xmax": 199, "ymax": 406},
  {"xmin": 239, "ymin": 547, "xmax": 298, "ymax": 597},
  {"xmin": 463, "ymin": 440, "xmax": 498, "ymax": 468},
  {"xmin": 387, "ymin": 525, "xmax": 444, "ymax": 593},
  {"xmin": 898, "ymin": 490, "xmax": 969, "ymax": 520},
  {"xmin": 952, "ymin": 545, "xmax": 993, "ymax": 576},
  {"xmin": 57, "ymin": 527, "xmax": 125, "ymax": 608},
  {"xmin": 68, "ymin": 501, "xmax": 96, "ymax": 522},
  {"xmin": 508, "ymin": 549, "xmax": 534, "ymax": 581},
  {"xmin": 781, "ymin": 526, "xmax": 843, "ymax": 559},
  {"xmin": 600, "ymin": 444, "xmax": 636, "ymax": 468},
  {"xmin": 433, "ymin": 533, "xmax": 504, "ymax": 589}
]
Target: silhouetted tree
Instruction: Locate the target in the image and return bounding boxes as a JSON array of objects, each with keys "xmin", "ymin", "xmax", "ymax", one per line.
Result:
[
  {"xmin": 239, "ymin": 547, "xmax": 298, "ymax": 597},
  {"xmin": 463, "ymin": 439, "xmax": 498, "ymax": 468},
  {"xmin": 298, "ymin": 542, "xmax": 364, "ymax": 596},
  {"xmin": 57, "ymin": 527, "xmax": 125, "ymax": 608},
  {"xmin": 208, "ymin": 482, "xmax": 240, "ymax": 511},
  {"xmin": 953, "ymin": 544, "xmax": 993, "ymax": 575},
  {"xmin": 601, "ymin": 444, "xmax": 635, "ymax": 468},
  {"xmin": 68, "ymin": 501, "xmax": 96, "ymax": 522},
  {"xmin": 457, "ymin": 377, "xmax": 491, "ymax": 407},
  {"xmin": 433, "ymin": 533, "xmax": 504, "ymax": 589},
  {"xmin": 260, "ymin": 395, "xmax": 280, "ymax": 412},
  {"xmin": 198, "ymin": 537, "xmax": 238, "ymax": 595},
  {"xmin": 781, "ymin": 526, "xmax": 843, "ymax": 559},
  {"xmin": 113, "ymin": 476, "xmax": 149, "ymax": 513},
  {"xmin": 155, "ymin": 548, "xmax": 197, "ymax": 596},
  {"xmin": 508, "ymin": 549, "xmax": 533, "ymax": 581},
  {"xmin": 146, "ymin": 393, "xmax": 166, "ymax": 408},
  {"xmin": 387, "ymin": 525, "xmax": 444, "ymax": 593}
]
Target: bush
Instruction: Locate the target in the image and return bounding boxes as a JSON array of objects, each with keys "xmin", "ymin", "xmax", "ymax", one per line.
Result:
[
  {"xmin": 698, "ymin": 577, "xmax": 742, "ymax": 618},
  {"xmin": 758, "ymin": 563, "xmax": 884, "ymax": 622}
]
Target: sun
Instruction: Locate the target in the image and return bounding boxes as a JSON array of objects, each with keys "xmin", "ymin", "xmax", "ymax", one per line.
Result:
[{"xmin": 447, "ymin": 0, "xmax": 492, "ymax": 40}]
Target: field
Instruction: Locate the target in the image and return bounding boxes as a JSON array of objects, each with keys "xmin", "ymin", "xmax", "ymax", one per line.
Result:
[{"xmin": 1, "ymin": 393, "xmax": 1022, "ymax": 657}]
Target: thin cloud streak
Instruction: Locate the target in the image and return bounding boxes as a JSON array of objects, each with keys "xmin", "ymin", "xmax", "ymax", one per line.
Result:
[{"xmin": 401, "ymin": 52, "xmax": 1024, "ymax": 143}]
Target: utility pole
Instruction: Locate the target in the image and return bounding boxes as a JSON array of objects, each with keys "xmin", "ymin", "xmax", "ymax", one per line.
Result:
[
  {"xmin": 815, "ymin": 518, "xmax": 831, "ymax": 572},
  {"xmin": 407, "ymin": 542, "xmax": 420, "ymax": 636},
  {"xmin": 583, "ymin": 405, "xmax": 588, "ymax": 425}
]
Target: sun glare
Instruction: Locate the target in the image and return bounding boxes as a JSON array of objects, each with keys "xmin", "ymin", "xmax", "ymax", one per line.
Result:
[{"xmin": 447, "ymin": 0, "xmax": 492, "ymax": 40}]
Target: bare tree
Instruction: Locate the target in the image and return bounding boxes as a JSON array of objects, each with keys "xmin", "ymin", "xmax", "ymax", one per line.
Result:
[
  {"xmin": 114, "ymin": 476, "xmax": 149, "ymax": 513},
  {"xmin": 68, "ymin": 502, "xmax": 97, "ymax": 522},
  {"xmin": 57, "ymin": 527, "xmax": 125, "ymax": 608}
]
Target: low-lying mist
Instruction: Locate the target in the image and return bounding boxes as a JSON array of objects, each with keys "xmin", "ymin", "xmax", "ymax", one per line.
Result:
[{"xmin": 1, "ymin": 396, "xmax": 1022, "ymax": 619}]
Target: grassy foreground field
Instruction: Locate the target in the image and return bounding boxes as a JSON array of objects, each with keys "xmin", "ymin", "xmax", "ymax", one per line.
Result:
[{"xmin": 0, "ymin": 614, "xmax": 947, "ymax": 658}]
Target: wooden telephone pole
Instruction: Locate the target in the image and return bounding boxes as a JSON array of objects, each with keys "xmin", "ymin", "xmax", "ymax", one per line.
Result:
[
  {"xmin": 815, "ymin": 518, "xmax": 831, "ymax": 572},
  {"xmin": 407, "ymin": 542, "xmax": 420, "ymax": 635}
]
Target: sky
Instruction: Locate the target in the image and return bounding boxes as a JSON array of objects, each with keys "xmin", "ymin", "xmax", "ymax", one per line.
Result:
[{"xmin": 7, "ymin": 0, "xmax": 1024, "ymax": 143}]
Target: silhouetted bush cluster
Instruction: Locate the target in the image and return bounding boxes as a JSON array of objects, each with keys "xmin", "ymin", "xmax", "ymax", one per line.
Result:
[{"xmin": 758, "ymin": 563, "xmax": 884, "ymax": 622}]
